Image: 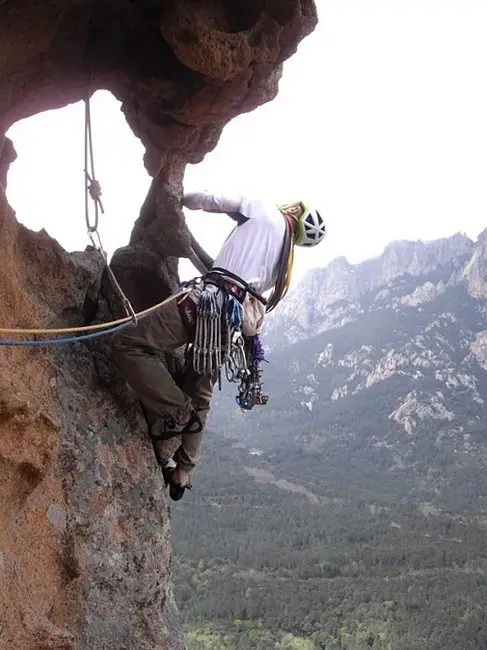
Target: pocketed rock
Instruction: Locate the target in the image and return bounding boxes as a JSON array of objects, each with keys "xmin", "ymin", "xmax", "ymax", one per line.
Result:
[{"xmin": 0, "ymin": 2, "xmax": 317, "ymax": 647}]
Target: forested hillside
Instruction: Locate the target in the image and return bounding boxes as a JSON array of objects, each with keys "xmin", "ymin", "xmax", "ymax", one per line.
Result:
[{"xmin": 172, "ymin": 234, "xmax": 487, "ymax": 650}]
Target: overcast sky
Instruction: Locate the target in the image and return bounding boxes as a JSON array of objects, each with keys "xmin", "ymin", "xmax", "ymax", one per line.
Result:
[{"xmin": 6, "ymin": 0, "xmax": 487, "ymax": 285}]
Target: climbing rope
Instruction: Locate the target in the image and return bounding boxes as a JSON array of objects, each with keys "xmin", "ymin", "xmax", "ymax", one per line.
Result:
[
  {"xmin": 0, "ymin": 321, "xmax": 132, "ymax": 347},
  {"xmin": 84, "ymin": 93, "xmax": 103, "ymax": 233},
  {"xmin": 0, "ymin": 288, "xmax": 190, "ymax": 336},
  {"xmin": 0, "ymin": 289, "xmax": 191, "ymax": 347},
  {"xmin": 266, "ymin": 213, "xmax": 295, "ymax": 312},
  {"xmin": 83, "ymin": 94, "xmax": 138, "ymax": 325}
]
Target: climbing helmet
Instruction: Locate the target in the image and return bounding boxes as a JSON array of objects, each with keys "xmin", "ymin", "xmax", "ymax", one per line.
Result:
[{"xmin": 280, "ymin": 202, "xmax": 326, "ymax": 247}]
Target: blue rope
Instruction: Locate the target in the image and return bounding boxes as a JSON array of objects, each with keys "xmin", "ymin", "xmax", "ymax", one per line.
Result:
[
  {"xmin": 226, "ymin": 296, "xmax": 244, "ymax": 329},
  {"xmin": 0, "ymin": 320, "xmax": 135, "ymax": 347}
]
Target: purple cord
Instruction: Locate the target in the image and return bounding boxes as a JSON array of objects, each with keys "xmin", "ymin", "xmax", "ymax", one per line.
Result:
[{"xmin": 251, "ymin": 335, "xmax": 267, "ymax": 364}]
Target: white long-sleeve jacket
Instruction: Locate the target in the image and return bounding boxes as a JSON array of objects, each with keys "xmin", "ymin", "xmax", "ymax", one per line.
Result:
[{"xmin": 183, "ymin": 191, "xmax": 286, "ymax": 295}]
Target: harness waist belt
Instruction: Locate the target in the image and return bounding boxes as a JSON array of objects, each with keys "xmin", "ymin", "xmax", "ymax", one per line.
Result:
[{"xmin": 206, "ymin": 268, "xmax": 267, "ymax": 306}]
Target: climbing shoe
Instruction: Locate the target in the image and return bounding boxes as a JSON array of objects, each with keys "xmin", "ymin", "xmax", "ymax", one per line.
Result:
[
  {"xmin": 167, "ymin": 466, "xmax": 192, "ymax": 501},
  {"xmin": 169, "ymin": 480, "xmax": 192, "ymax": 501}
]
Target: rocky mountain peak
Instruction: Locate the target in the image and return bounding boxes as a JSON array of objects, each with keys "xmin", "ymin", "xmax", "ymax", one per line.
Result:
[
  {"xmin": 266, "ymin": 232, "xmax": 476, "ymax": 346},
  {"xmin": 462, "ymin": 229, "xmax": 487, "ymax": 299},
  {"xmin": 221, "ymin": 228, "xmax": 487, "ymax": 499},
  {"xmin": 477, "ymin": 227, "xmax": 487, "ymax": 243},
  {"xmin": 378, "ymin": 232, "xmax": 472, "ymax": 283}
]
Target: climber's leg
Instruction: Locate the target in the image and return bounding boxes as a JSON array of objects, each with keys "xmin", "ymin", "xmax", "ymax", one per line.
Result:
[
  {"xmin": 173, "ymin": 367, "xmax": 215, "ymax": 473},
  {"xmin": 112, "ymin": 299, "xmax": 193, "ymax": 425}
]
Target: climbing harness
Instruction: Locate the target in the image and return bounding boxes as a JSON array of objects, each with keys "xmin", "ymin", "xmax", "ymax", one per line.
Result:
[
  {"xmin": 186, "ymin": 259, "xmax": 275, "ymax": 410},
  {"xmin": 191, "ymin": 281, "xmax": 269, "ymax": 410}
]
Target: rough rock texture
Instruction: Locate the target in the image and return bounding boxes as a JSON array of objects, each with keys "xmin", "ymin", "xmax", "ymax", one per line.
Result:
[
  {"xmin": 0, "ymin": 2, "xmax": 317, "ymax": 648},
  {"xmin": 0, "ymin": 187, "xmax": 185, "ymax": 650},
  {"xmin": 0, "ymin": 136, "xmax": 16, "ymax": 189},
  {"xmin": 462, "ymin": 230, "xmax": 487, "ymax": 300},
  {"xmin": 1, "ymin": 0, "xmax": 317, "ymax": 305}
]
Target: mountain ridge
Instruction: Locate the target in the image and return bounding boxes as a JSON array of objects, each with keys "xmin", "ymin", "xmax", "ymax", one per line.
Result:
[{"xmin": 265, "ymin": 231, "xmax": 481, "ymax": 347}]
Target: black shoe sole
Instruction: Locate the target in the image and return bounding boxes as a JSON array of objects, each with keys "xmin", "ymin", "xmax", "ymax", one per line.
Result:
[
  {"xmin": 169, "ymin": 483, "xmax": 187, "ymax": 501},
  {"xmin": 162, "ymin": 467, "xmax": 191, "ymax": 499}
]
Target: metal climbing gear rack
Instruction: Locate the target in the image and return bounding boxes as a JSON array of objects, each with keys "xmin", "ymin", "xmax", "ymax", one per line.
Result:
[
  {"xmin": 234, "ymin": 335, "xmax": 269, "ymax": 411},
  {"xmin": 225, "ymin": 332, "xmax": 248, "ymax": 383},
  {"xmin": 192, "ymin": 275, "xmax": 246, "ymax": 377},
  {"xmin": 189, "ymin": 269, "xmax": 269, "ymax": 410},
  {"xmin": 192, "ymin": 289, "xmax": 226, "ymax": 376}
]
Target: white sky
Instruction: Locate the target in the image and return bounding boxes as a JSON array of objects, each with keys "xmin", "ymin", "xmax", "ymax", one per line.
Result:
[{"xmin": 6, "ymin": 0, "xmax": 487, "ymax": 285}]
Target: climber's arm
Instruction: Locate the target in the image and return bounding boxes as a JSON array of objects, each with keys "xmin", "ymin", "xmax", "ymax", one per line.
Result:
[{"xmin": 182, "ymin": 191, "xmax": 245, "ymax": 215}]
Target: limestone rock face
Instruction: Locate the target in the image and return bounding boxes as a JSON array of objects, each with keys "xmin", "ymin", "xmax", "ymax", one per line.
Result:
[
  {"xmin": 463, "ymin": 230, "xmax": 487, "ymax": 300},
  {"xmin": 0, "ymin": 2, "xmax": 317, "ymax": 647}
]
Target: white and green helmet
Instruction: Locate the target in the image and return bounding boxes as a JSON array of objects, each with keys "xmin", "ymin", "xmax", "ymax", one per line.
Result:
[{"xmin": 279, "ymin": 202, "xmax": 326, "ymax": 247}]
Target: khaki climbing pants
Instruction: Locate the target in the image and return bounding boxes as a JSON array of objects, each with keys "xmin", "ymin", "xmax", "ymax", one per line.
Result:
[{"xmin": 112, "ymin": 297, "xmax": 214, "ymax": 471}]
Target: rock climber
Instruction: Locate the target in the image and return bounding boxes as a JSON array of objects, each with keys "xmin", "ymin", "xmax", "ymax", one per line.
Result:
[{"xmin": 112, "ymin": 192, "xmax": 326, "ymax": 500}]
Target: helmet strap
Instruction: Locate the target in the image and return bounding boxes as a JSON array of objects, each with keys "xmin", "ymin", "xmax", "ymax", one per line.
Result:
[{"xmin": 278, "ymin": 204, "xmax": 304, "ymax": 245}]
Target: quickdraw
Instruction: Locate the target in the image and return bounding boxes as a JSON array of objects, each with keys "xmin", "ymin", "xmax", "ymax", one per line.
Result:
[
  {"xmin": 225, "ymin": 332, "xmax": 248, "ymax": 383},
  {"xmin": 233, "ymin": 335, "xmax": 269, "ymax": 411},
  {"xmin": 192, "ymin": 287, "xmax": 244, "ymax": 378},
  {"xmin": 192, "ymin": 289, "xmax": 224, "ymax": 376}
]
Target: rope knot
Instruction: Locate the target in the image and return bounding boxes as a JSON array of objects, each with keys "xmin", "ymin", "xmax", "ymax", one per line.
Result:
[{"xmin": 88, "ymin": 179, "xmax": 102, "ymax": 202}]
